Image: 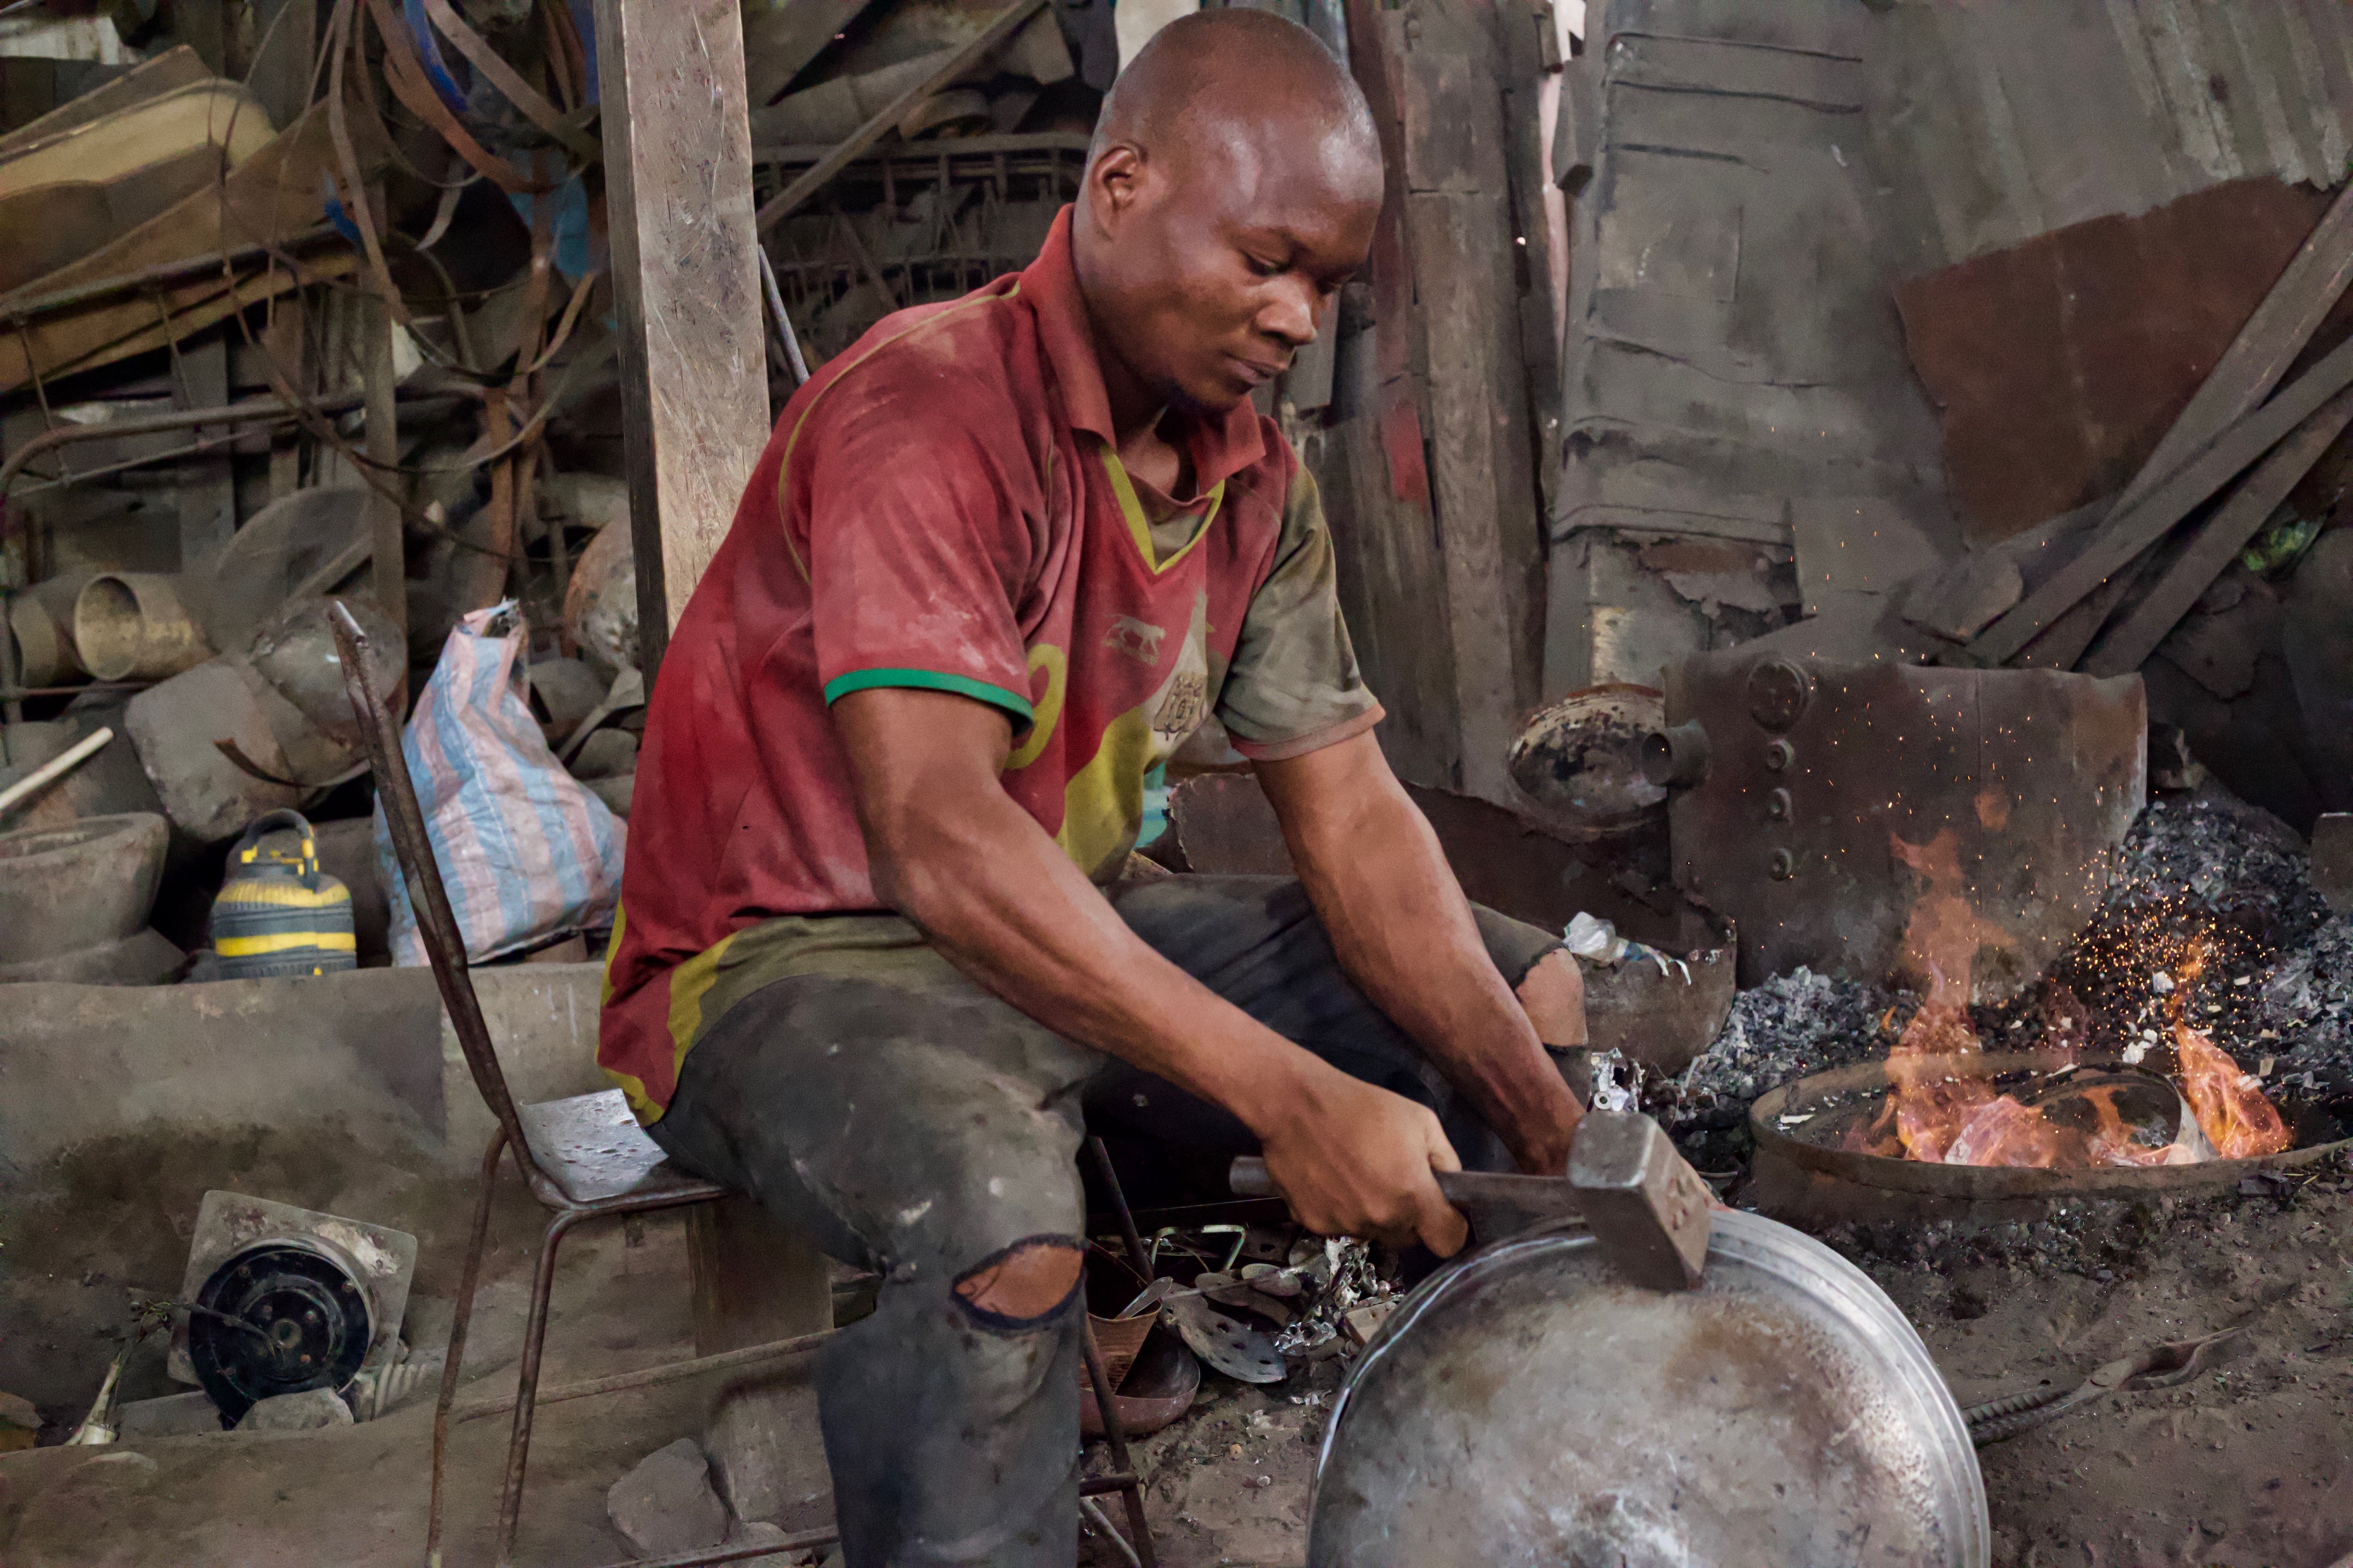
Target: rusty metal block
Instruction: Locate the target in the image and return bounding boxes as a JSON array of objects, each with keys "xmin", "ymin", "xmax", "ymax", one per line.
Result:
[{"xmin": 1664, "ymin": 650, "xmax": 2145, "ymax": 1000}]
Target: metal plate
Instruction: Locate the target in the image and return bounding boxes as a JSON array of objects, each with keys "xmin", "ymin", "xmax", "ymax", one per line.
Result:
[
  {"xmin": 1309, "ymin": 1210, "xmax": 1987, "ymax": 1568},
  {"xmin": 1664, "ymin": 653, "xmax": 2146, "ymax": 999}
]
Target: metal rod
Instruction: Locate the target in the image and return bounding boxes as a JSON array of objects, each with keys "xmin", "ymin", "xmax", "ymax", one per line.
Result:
[
  {"xmin": 451, "ymin": 1323, "xmax": 834, "ymax": 1424},
  {"xmin": 495, "ymin": 1207, "xmax": 579, "ymax": 1567},
  {"xmin": 0, "ymin": 726, "xmax": 109, "ymax": 815},
  {"xmin": 1080, "ymin": 1306, "xmax": 1158, "ymax": 1568},
  {"xmin": 754, "ymin": 246, "xmax": 809, "ymax": 387},
  {"xmin": 428, "ymin": 1129, "xmax": 508, "ymax": 1568},
  {"xmin": 753, "ymin": 0, "xmax": 1048, "ymax": 233},
  {"xmin": 329, "ymin": 602, "xmax": 539, "ymax": 1173},
  {"xmin": 574, "ymin": 1476, "xmax": 1142, "ymax": 1568},
  {"xmin": 1087, "ymin": 1135, "xmax": 1155, "ymax": 1283}
]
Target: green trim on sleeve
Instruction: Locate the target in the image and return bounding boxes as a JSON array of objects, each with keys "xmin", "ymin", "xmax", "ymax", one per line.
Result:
[{"xmin": 822, "ymin": 668, "xmax": 1036, "ymax": 724}]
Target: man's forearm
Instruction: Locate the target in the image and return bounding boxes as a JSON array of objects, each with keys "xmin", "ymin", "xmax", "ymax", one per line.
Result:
[
  {"xmin": 829, "ymin": 688, "xmax": 1476, "ymax": 1252},
  {"xmin": 1262, "ymin": 739, "xmax": 1585, "ymax": 1172},
  {"xmin": 831, "ymin": 690, "xmax": 1321, "ymax": 1130}
]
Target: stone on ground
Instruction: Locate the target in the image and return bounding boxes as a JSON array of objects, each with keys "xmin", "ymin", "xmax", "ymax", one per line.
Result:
[
  {"xmin": 236, "ymin": 1389, "xmax": 354, "ymax": 1432},
  {"xmin": 607, "ymin": 1436, "xmax": 729, "ymax": 1557}
]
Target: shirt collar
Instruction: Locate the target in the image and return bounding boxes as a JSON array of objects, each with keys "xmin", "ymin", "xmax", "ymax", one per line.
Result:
[{"xmin": 1021, "ymin": 205, "xmax": 1268, "ymax": 496}]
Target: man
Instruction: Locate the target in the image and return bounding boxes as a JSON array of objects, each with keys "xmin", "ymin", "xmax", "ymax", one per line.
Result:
[{"xmin": 601, "ymin": 10, "xmax": 1589, "ymax": 1563}]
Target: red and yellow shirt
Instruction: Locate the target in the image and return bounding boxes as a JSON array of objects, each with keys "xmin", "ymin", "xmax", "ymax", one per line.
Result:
[{"xmin": 599, "ymin": 206, "xmax": 1381, "ymax": 1122}]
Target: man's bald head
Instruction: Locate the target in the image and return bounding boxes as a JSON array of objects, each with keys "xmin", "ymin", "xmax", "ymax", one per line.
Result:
[
  {"xmin": 1090, "ymin": 10, "xmax": 1380, "ymax": 198},
  {"xmin": 1071, "ymin": 9, "xmax": 1385, "ymax": 422}
]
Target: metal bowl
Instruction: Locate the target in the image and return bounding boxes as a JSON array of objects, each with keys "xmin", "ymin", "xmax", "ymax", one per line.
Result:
[{"xmin": 1310, "ymin": 1209, "xmax": 1987, "ymax": 1568}]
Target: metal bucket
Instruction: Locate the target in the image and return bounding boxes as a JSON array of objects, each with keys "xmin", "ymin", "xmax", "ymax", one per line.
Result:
[
  {"xmin": 74, "ymin": 572, "xmax": 211, "ymax": 680},
  {"xmin": 1310, "ymin": 1210, "xmax": 1988, "ymax": 1568}
]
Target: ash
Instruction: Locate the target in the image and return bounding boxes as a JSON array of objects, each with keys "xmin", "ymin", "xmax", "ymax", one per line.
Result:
[
  {"xmin": 2261, "ymin": 910, "xmax": 2353, "ymax": 1089},
  {"xmin": 2104, "ymin": 792, "xmax": 2327, "ymax": 941},
  {"xmin": 1647, "ymin": 967, "xmax": 1906, "ymax": 1165}
]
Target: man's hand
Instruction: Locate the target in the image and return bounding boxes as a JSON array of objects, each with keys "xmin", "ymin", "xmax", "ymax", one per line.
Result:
[{"xmin": 1254, "ymin": 1065, "xmax": 1469, "ymax": 1256}]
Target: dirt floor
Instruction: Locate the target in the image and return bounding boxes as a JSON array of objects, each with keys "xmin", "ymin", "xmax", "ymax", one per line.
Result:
[
  {"xmin": 1086, "ymin": 1165, "xmax": 2353, "ymax": 1568},
  {"xmin": 5, "ymin": 1162, "xmax": 2348, "ymax": 1567}
]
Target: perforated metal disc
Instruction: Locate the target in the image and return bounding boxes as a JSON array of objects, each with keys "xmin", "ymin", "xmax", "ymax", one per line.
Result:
[{"xmin": 189, "ymin": 1239, "xmax": 372, "ymax": 1424}]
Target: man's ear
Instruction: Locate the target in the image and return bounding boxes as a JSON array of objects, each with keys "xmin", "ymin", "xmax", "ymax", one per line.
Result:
[{"xmin": 1085, "ymin": 143, "xmax": 1148, "ymax": 232}]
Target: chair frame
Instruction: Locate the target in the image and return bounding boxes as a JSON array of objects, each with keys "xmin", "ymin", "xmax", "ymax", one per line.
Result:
[{"xmin": 328, "ymin": 605, "xmax": 1155, "ymax": 1568}]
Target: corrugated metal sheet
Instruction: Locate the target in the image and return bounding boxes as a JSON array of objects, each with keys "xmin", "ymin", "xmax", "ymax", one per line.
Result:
[
  {"xmin": 1545, "ymin": 0, "xmax": 2353, "ymax": 699},
  {"xmin": 1867, "ymin": 0, "xmax": 2353, "ymax": 276}
]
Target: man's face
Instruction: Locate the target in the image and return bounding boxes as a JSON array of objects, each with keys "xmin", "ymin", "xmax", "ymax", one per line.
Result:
[{"xmin": 1079, "ymin": 125, "xmax": 1382, "ymax": 415}]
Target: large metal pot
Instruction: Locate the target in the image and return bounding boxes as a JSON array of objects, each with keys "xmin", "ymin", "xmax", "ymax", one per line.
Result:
[{"xmin": 1311, "ymin": 1210, "xmax": 1988, "ymax": 1568}]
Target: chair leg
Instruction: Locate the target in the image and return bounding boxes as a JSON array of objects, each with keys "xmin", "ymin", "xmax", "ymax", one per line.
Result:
[
  {"xmin": 427, "ymin": 1127, "xmax": 508, "ymax": 1568},
  {"xmin": 494, "ymin": 1206, "xmax": 583, "ymax": 1568},
  {"xmin": 1081, "ymin": 1305, "xmax": 1158, "ymax": 1568}
]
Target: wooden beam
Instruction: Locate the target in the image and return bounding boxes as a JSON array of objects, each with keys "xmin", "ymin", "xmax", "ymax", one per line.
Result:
[
  {"xmin": 752, "ymin": 0, "xmax": 1048, "ymax": 233},
  {"xmin": 594, "ymin": 0, "xmax": 773, "ymax": 671},
  {"xmin": 2112, "ymin": 178, "xmax": 2353, "ymax": 516},
  {"xmin": 1967, "ymin": 332, "xmax": 2353, "ymax": 666},
  {"xmin": 2083, "ymin": 385, "xmax": 2353, "ymax": 678}
]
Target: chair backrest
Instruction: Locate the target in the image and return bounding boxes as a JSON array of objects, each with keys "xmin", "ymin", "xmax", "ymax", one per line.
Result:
[{"xmin": 329, "ymin": 601, "xmax": 551, "ymax": 1186}]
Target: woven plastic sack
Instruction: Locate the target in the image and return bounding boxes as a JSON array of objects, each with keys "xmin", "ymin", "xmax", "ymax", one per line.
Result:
[{"xmin": 376, "ymin": 602, "xmax": 625, "ymax": 964}]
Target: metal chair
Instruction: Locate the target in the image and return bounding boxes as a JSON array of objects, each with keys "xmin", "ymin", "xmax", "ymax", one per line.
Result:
[{"xmin": 327, "ymin": 604, "xmax": 1155, "ymax": 1568}]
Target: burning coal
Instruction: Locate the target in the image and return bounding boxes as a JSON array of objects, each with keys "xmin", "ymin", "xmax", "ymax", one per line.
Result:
[{"xmin": 1855, "ymin": 826, "xmax": 2292, "ymax": 1169}]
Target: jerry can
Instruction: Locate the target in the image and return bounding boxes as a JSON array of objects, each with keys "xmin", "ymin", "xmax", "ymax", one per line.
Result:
[{"xmin": 209, "ymin": 809, "xmax": 358, "ymax": 979}]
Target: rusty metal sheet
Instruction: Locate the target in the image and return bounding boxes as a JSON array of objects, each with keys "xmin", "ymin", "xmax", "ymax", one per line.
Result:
[
  {"xmin": 1664, "ymin": 651, "xmax": 2146, "ymax": 1000},
  {"xmin": 1894, "ymin": 178, "xmax": 2352, "ymax": 544}
]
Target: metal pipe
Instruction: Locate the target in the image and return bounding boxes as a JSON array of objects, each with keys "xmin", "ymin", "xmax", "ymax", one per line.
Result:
[{"xmin": 0, "ymin": 391, "xmax": 369, "ymax": 505}]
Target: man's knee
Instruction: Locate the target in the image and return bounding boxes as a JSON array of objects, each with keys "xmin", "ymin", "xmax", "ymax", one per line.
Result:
[
  {"xmin": 1517, "ymin": 948, "xmax": 1587, "ymax": 1049},
  {"xmin": 952, "ymin": 1235, "xmax": 1084, "ymax": 1328}
]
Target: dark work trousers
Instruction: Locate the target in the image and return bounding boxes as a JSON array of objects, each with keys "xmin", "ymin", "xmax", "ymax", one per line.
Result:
[{"xmin": 647, "ymin": 875, "xmax": 1562, "ymax": 1567}]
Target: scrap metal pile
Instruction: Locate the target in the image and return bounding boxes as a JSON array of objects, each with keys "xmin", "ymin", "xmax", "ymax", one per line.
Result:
[{"xmin": 0, "ymin": 0, "xmax": 1116, "ymax": 981}]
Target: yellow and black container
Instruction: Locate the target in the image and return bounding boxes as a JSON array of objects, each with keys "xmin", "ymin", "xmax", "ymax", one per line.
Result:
[{"xmin": 209, "ymin": 810, "xmax": 358, "ymax": 979}]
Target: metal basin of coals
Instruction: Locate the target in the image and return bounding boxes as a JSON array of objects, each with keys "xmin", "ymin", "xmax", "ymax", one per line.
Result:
[
  {"xmin": 1750, "ymin": 1052, "xmax": 2353, "ymax": 1227},
  {"xmin": 1310, "ymin": 1210, "xmax": 1988, "ymax": 1568}
]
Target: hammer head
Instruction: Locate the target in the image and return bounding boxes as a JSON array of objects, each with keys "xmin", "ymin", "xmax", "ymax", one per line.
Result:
[{"xmin": 1566, "ymin": 1112, "xmax": 1712, "ymax": 1291}]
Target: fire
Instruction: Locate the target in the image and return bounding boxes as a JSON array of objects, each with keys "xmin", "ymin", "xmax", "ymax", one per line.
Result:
[
  {"xmin": 2173, "ymin": 1024, "xmax": 2291, "ymax": 1159},
  {"xmin": 1868, "ymin": 840, "xmax": 2294, "ymax": 1170},
  {"xmin": 2165, "ymin": 936, "xmax": 2291, "ymax": 1160}
]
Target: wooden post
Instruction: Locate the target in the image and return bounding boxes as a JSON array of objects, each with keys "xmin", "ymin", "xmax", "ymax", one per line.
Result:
[{"xmin": 593, "ymin": 0, "xmax": 772, "ymax": 674}]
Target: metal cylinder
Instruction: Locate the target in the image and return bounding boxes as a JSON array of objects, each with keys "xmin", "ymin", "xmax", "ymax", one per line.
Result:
[
  {"xmin": 7, "ymin": 575, "xmax": 91, "ymax": 686},
  {"xmin": 1640, "ymin": 719, "xmax": 1712, "ymax": 788},
  {"xmin": 74, "ymin": 573, "xmax": 211, "ymax": 681}
]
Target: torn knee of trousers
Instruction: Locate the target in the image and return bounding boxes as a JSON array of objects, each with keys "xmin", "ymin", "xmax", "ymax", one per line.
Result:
[
  {"xmin": 952, "ymin": 1235, "xmax": 1085, "ymax": 1330},
  {"xmin": 1516, "ymin": 947, "xmax": 1588, "ymax": 1050}
]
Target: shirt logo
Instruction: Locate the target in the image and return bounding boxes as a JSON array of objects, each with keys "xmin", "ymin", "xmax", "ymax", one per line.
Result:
[
  {"xmin": 1104, "ymin": 616, "xmax": 1165, "ymax": 665},
  {"xmin": 1154, "ymin": 671, "xmax": 1208, "ymax": 742}
]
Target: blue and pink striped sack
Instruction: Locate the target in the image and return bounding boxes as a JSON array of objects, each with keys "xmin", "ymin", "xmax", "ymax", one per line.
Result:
[{"xmin": 375, "ymin": 602, "xmax": 626, "ymax": 964}]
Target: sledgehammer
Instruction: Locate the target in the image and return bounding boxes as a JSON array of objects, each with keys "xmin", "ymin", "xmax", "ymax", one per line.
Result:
[{"xmin": 1228, "ymin": 1111, "xmax": 1714, "ymax": 1291}]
